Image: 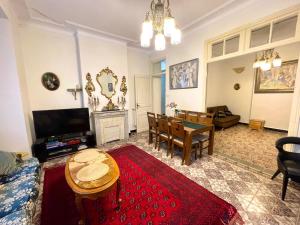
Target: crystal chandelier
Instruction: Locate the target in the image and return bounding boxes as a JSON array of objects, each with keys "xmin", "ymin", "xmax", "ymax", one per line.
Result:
[
  {"xmin": 253, "ymin": 49, "xmax": 282, "ymax": 71},
  {"xmin": 140, "ymin": 0, "xmax": 181, "ymax": 51}
]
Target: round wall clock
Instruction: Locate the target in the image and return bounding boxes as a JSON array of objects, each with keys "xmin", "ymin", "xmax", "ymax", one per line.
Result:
[{"xmin": 41, "ymin": 72, "xmax": 60, "ymax": 91}]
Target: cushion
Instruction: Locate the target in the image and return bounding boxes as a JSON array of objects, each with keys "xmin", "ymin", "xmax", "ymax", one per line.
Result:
[
  {"xmin": 0, "ymin": 151, "xmax": 18, "ymax": 176},
  {"xmin": 215, "ymin": 115, "xmax": 240, "ymax": 123},
  {"xmin": 0, "ymin": 209, "xmax": 30, "ymax": 225},
  {"xmin": 0, "ymin": 158, "xmax": 40, "ymax": 184},
  {"xmin": 195, "ymin": 134, "xmax": 209, "ymax": 142},
  {"xmin": 224, "ymin": 110, "xmax": 232, "ymax": 116},
  {"xmin": 216, "ymin": 111, "xmax": 226, "ymax": 118},
  {"xmin": 0, "ymin": 167, "xmax": 39, "ymax": 218}
]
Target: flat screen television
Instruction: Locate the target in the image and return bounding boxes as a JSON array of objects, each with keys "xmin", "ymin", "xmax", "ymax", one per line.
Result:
[{"xmin": 33, "ymin": 108, "xmax": 90, "ymax": 139}]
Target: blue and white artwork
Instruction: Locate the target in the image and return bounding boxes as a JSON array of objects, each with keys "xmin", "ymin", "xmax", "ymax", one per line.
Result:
[{"xmin": 169, "ymin": 58, "xmax": 199, "ymax": 90}]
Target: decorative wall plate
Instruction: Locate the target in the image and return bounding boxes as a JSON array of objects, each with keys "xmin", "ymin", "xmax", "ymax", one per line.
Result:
[{"xmin": 41, "ymin": 72, "xmax": 60, "ymax": 91}]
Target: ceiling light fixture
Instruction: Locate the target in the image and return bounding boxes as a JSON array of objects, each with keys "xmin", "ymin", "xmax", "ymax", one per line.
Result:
[
  {"xmin": 140, "ymin": 0, "xmax": 181, "ymax": 51},
  {"xmin": 253, "ymin": 49, "xmax": 282, "ymax": 71}
]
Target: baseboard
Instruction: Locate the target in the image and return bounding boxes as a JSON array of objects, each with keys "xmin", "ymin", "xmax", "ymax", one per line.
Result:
[{"xmin": 238, "ymin": 122, "xmax": 288, "ymax": 133}]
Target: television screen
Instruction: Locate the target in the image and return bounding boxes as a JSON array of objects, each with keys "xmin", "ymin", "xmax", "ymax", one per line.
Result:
[{"xmin": 33, "ymin": 108, "xmax": 90, "ymax": 139}]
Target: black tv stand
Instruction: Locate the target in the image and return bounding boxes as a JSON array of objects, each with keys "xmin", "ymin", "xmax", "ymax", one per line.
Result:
[{"xmin": 32, "ymin": 132, "xmax": 96, "ymax": 163}]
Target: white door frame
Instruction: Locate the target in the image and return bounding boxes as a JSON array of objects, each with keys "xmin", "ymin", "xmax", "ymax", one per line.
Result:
[
  {"xmin": 203, "ymin": 43, "xmax": 300, "ymax": 143},
  {"xmin": 151, "ymin": 73, "xmax": 163, "ymax": 115},
  {"xmin": 134, "ymin": 75, "xmax": 152, "ymax": 132}
]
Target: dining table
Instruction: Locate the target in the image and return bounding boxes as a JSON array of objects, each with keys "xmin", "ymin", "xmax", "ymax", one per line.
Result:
[
  {"xmin": 152, "ymin": 118, "xmax": 215, "ymax": 166},
  {"xmin": 181, "ymin": 121, "xmax": 215, "ymax": 165}
]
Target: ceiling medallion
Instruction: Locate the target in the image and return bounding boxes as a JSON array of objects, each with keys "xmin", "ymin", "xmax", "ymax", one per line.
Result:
[{"xmin": 140, "ymin": 0, "xmax": 181, "ymax": 51}]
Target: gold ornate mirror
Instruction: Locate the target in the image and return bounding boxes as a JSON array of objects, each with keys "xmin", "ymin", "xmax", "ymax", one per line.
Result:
[{"xmin": 96, "ymin": 67, "xmax": 118, "ymax": 99}]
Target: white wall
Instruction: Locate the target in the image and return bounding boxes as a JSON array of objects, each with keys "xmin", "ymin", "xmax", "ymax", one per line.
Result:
[
  {"xmin": 151, "ymin": 0, "xmax": 300, "ymax": 116},
  {"xmin": 207, "ymin": 54, "xmax": 254, "ymax": 123},
  {"xmin": 78, "ymin": 32, "xmax": 129, "ymax": 114},
  {"xmin": 127, "ymin": 48, "xmax": 151, "ymax": 131},
  {"xmin": 20, "ymin": 24, "xmax": 82, "ymax": 111},
  {"xmin": 0, "ymin": 19, "xmax": 30, "ymax": 152},
  {"xmin": 251, "ymin": 43, "xmax": 300, "ymax": 130},
  {"xmin": 207, "ymin": 43, "xmax": 300, "ymax": 130}
]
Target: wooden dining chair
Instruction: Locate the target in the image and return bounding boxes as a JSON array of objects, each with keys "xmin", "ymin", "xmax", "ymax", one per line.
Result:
[
  {"xmin": 198, "ymin": 112, "xmax": 214, "ymax": 125},
  {"xmin": 147, "ymin": 112, "xmax": 156, "ymax": 117},
  {"xmin": 176, "ymin": 111, "xmax": 186, "ymax": 120},
  {"xmin": 168, "ymin": 116, "xmax": 183, "ymax": 123},
  {"xmin": 157, "ymin": 114, "xmax": 168, "ymax": 119},
  {"xmin": 170, "ymin": 121, "xmax": 199, "ymax": 165},
  {"xmin": 147, "ymin": 113, "xmax": 158, "ymax": 148},
  {"xmin": 186, "ymin": 113, "xmax": 198, "ymax": 123},
  {"xmin": 196, "ymin": 113, "xmax": 214, "ymax": 157},
  {"xmin": 157, "ymin": 118, "xmax": 172, "ymax": 156}
]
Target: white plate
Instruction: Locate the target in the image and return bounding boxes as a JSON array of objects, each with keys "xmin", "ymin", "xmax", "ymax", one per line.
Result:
[
  {"xmin": 76, "ymin": 163, "xmax": 109, "ymax": 182},
  {"xmin": 74, "ymin": 149, "xmax": 100, "ymax": 163}
]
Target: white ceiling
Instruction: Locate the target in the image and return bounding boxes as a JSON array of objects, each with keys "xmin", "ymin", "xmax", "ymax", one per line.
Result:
[{"xmin": 11, "ymin": 0, "xmax": 246, "ymax": 44}]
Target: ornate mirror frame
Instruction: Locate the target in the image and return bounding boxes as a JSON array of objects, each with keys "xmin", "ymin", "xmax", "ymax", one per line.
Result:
[{"xmin": 96, "ymin": 67, "xmax": 118, "ymax": 99}]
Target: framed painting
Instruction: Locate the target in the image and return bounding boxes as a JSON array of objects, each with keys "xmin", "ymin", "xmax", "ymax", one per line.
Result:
[
  {"xmin": 255, "ymin": 60, "xmax": 298, "ymax": 93},
  {"xmin": 169, "ymin": 58, "xmax": 199, "ymax": 90}
]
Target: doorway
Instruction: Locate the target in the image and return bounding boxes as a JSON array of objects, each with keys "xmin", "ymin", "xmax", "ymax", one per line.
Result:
[{"xmin": 151, "ymin": 60, "xmax": 166, "ymax": 115}]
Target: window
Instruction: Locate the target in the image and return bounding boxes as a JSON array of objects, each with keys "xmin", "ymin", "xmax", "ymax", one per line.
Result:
[
  {"xmin": 211, "ymin": 41, "xmax": 224, "ymax": 58},
  {"xmin": 272, "ymin": 16, "xmax": 298, "ymax": 42},
  {"xmin": 225, "ymin": 35, "xmax": 240, "ymax": 54},
  {"xmin": 250, "ymin": 24, "xmax": 271, "ymax": 48}
]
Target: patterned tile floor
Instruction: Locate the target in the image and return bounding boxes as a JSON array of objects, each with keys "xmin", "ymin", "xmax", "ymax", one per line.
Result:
[
  {"xmin": 214, "ymin": 124, "xmax": 287, "ymax": 175},
  {"xmin": 34, "ymin": 131, "xmax": 300, "ymax": 225}
]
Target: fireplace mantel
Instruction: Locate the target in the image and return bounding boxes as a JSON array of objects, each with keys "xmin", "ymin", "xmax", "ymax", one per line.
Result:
[{"xmin": 91, "ymin": 110, "xmax": 129, "ymax": 146}]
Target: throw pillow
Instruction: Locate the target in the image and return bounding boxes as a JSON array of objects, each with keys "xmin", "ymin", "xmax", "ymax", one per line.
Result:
[
  {"xmin": 216, "ymin": 111, "xmax": 226, "ymax": 118},
  {"xmin": 225, "ymin": 110, "xmax": 232, "ymax": 116},
  {"xmin": 0, "ymin": 151, "xmax": 18, "ymax": 176}
]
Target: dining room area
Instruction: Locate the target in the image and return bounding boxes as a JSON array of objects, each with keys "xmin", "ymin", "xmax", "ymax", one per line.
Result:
[{"xmin": 146, "ymin": 110, "xmax": 215, "ymax": 166}]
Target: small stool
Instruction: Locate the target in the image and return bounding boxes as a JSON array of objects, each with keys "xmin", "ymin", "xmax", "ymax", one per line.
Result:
[{"xmin": 249, "ymin": 119, "xmax": 265, "ymax": 131}]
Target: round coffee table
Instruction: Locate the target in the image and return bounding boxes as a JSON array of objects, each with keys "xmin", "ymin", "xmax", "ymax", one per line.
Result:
[{"xmin": 65, "ymin": 151, "xmax": 121, "ymax": 225}]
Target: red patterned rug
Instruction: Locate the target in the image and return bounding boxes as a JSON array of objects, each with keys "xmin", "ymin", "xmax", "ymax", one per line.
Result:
[{"xmin": 41, "ymin": 145, "xmax": 244, "ymax": 225}]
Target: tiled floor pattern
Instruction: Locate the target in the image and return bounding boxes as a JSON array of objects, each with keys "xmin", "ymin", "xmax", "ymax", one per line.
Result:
[
  {"xmin": 34, "ymin": 131, "xmax": 300, "ymax": 225},
  {"xmin": 214, "ymin": 124, "xmax": 287, "ymax": 175}
]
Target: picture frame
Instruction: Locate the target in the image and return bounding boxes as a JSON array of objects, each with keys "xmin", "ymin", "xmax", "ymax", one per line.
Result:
[
  {"xmin": 254, "ymin": 60, "xmax": 298, "ymax": 93},
  {"xmin": 169, "ymin": 58, "xmax": 199, "ymax": 90}
]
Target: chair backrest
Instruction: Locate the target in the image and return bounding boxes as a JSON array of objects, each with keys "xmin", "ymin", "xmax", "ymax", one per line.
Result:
[
  {"xmin": 276, "ymin": 137, "xmax": 300, "ymax": 153},
  {"xmin": 168, "ymin": 116, "xmax": 183, "ymax": 123},
  {"xmin": 171, "ymin": 121, "xmax": 185, "ymax": 139},
  {"xmin": 186, "ymin": 113, "xmax": 198, "ymax": 123},
  {"xmin": 198, "ymin": 112, "xmax": 214, "ymax": 125},
  {"xmin": 157, "ymin": 114, "xmax": 168, "ymax": 119},
  {"xmin": 147, "ymin": 112, "xmax": 155, "ymax": 118},
  {"xmin": 158, "ymin": 118, "xmax": 169, "ymax": 134},
  {"xmin": 147, "ymin": 113, "xmax": 157, "ymax": 129},
  {"xmin": 175, "ymin": 110, "xmax": 186, "ymax": 120}
]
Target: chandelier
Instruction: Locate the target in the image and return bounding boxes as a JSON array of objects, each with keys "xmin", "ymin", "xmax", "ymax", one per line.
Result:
[
  {"xmin": 253, "ymin": 49, "xmax": 282, "ymax": 71},
  {"xmin": 140, "ymin": 0, "xmax": 181, "ymax": 51}
]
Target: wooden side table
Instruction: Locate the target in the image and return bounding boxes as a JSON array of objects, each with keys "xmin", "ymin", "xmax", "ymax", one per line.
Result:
[{"xmin": 249, "ymin": 119, "xmax": 265, "ymax": 131}]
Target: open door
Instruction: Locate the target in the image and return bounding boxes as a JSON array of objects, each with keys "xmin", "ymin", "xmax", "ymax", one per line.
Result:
[{"xmin": 135, "ymin": 76, "xmax": 152, "ymax": 132}]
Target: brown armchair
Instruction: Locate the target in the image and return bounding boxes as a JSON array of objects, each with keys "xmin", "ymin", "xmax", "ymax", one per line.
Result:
[{"xmin": 207, "ymin": 105, "xmax": 240, "ymax": 129}]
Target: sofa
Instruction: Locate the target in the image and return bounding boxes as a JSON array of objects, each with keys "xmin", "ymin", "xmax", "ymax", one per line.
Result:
[
  {"xmin": 207, "ymin": 105, "xmax": 240, "ymax": 128},
  {"xmin": 0, "ymin": 157, "xmax": 40, "ymax": 225}
]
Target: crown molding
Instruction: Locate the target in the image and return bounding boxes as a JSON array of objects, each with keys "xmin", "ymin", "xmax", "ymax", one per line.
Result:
[{"xmin": 18, "ymin": 0, "xmax": 253, "ymax": 52}]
